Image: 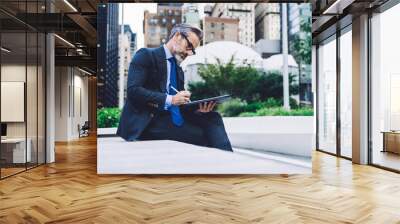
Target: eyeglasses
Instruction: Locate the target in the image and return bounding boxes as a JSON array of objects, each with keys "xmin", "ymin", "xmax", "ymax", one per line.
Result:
[{"xmin": 181, "ymin": 33, "xmax": 196, "ymax": 55}]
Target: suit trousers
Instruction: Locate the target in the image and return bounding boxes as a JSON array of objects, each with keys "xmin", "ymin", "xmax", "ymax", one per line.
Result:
[{"xmin": 139, "ymin": 111, "xmax": 233, "ymax": 152}]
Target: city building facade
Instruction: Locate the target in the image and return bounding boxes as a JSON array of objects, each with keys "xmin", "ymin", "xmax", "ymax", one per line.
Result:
[
  {"xmin": 144, "ymin": 3, "xmax": 182, "ymax": 48},
  {"xmin": 118, "ymin": 25, "xmax": 136, "ymax": 109},
  {"xmin": 254, "ymin": 3, "xmax": 281, "ymax": 58},
  {"xmin": 211, "ymin": 3, "xmax": 256, "ymax": 48},
  {"xmin": 203, "ymin": 17, "xmax": 239, "ymax": 45},
  {"xmin": 97, "ymin": 3, "xmax": 119, "ymax": 108},
  {"xmin": 182, "ymin": 3, "xmax": 201, "ymax": 29}
]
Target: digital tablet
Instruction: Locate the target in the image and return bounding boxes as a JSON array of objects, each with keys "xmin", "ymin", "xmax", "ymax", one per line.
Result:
[{"xmin": 183, "ymin": 94, "xmax": 231, "ymax": 107}]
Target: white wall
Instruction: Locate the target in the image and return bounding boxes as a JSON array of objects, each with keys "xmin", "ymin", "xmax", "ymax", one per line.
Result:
[
  {"xmin": 54, "ymin": 67, "xmax": 89, "ymax": 141},
  {"xmin": 55, "ymin": 66, "xmax": 68, "ymax": 141}
]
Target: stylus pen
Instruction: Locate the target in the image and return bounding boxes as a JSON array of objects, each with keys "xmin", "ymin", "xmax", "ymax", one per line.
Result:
[
  {"xmin": 170, "ymin": 85, "xmax": 179, "ymax": 94},
  {"xmin": 170, "ymin": 86, "xmax": 191, "ymax": 102}
]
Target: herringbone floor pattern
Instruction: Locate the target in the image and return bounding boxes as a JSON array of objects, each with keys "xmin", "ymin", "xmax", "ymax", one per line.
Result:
[{"xmin": 1, "ymin": 135, "xmax": 400, "ymax": 223}]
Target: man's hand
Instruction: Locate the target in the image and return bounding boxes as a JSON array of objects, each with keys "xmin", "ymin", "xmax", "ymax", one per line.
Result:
[
  {"xmin": 197, "ymin": 101, "xmax": 216, "ymax": 113},
  {"xmin": 172, "ymin": 91, "xmax": 191, "ymax": 105}
]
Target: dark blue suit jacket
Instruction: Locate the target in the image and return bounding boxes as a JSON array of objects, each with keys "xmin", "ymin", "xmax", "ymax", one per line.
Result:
[{"xmin": 117, "ymin": 46, "xmax": 185, "ymax": 141}]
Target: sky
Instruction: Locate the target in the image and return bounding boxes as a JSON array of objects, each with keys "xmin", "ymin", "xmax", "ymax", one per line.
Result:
[{"xmin": 119, "ymin": 3, "xmax": 209, "ymax": 49}]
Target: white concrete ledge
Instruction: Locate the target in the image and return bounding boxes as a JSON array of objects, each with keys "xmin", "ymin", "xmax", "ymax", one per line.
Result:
[
  {"xmin": 97, "ymin": 137, "xmax": 311, "ymax": 174},
  {"xmin": 97, "ymin": 127, "xmax": 117, "ymax": 136},
  {"xmin": 97, "ymin": 116, "xmax": 315, "ymax": 158},
  {"xmin": 223, "ymin": 116, "xmax": 314, "ymax": 157}
]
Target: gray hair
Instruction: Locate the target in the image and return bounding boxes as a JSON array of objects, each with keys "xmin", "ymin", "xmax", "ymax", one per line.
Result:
[{"xmin": 168, "ymin": 23, "xmax": 203, "ymax": 42}]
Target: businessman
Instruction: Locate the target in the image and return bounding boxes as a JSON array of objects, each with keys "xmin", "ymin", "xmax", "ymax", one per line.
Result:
[{"xmin": 117, "ymin": 24, "xmax": 232, "ymax": 151}]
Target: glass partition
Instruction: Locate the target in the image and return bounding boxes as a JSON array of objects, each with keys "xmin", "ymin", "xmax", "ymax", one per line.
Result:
[
  {"xmin": 1, "ymin": 30, "xmax": 28, "ymax": 178},
  {"xmin": 0, "ymin": 0, "xmax": 46, "ymax": 179}
]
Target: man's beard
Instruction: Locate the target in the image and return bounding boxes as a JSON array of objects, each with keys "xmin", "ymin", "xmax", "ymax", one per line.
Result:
[
  {"xmin": 172, "ymin": 44, "xmax": 187, "ymax": 65},
  {"xmin": 174, "ymin": 53, "xmax": 184, "ymax": 65}
]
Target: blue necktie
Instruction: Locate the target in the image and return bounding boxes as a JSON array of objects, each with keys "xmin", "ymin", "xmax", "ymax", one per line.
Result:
[{"xmin": 168, "ymin": 57, "xmax": 184, "ymax": 126}]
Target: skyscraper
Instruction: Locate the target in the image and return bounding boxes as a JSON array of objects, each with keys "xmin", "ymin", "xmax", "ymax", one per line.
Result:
[
  {"xmin": 203, "ymin": 17, "xmax": 239, "ymax": 45},
  {"xmin": 182, "ymin": 3, "xmax": 201, "ymax": 28},
  {"xmin": 254, "ymin": 3, "xmax": 281, "ymax": 58},
  {"xmin": 143, "ymin": 3, "xmax": 182, "ymax": 48},
  {"xmin": 211, "ymin": 3, "xmax": 256, "ymax": 47},
  {"xmin": 118, "ymin": 25, "xmax": 136, "ymax": 108},
  {"xmin": 255, "ymin": 3, "xmax": 281, "ymax": 42},
  {"xmin": 288, "ymin": 3, "xmax": 311, "ymax": 39},
  {"xmin": 97, "ymin": 3, "xmax": 119, "ymax": 108}
]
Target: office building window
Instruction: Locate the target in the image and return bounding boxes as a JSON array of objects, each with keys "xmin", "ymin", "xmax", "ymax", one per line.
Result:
[
  {"xmin": 339, "ymin": 27, "xmax": 352, "ymax": 158},
  {"xmin": 370, "ymin": 3, "xmax": 400, "ymax": 171},
  {"xmin": 318, "ymin": 36, "xmax": 337, "ymax": 154}
]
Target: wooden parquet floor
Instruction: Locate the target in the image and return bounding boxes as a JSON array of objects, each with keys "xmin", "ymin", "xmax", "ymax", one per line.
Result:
[{"xmin": 1, "ymin": 135, "xmax": 400, "ymax": 224}]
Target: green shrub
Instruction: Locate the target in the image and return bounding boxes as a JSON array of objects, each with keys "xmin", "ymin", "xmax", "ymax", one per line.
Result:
[
  {"xmin": 237, "ymin": 111, "xmax": 258, "ymax": 117},
  {"xmin": 217, "ymin": 97, "xmax": 312, "ymax": 117},
  {"xmin": 290, "ymin": 97, "xmax": 299, "ymax": 109},
  {"xmin": 263, "ymin": 98, "xmax": 283, "ymax": 108},
  {"xmin": 188, "ymin": 57, "xmax": 299, "ymax": 103},
  {"xmin": 217, "ymin": 98, "xmax": 247, "ymax": 117},
  {"xmin": 288, "ymin": 107, "xmax": 314, "ymax": 116},
  {"xmin": 243, "ymin": 102, "xmax": 264, "ymax": 112},
  {"xmin": 239, "ymin": 107, "xmax": 313, "ymax": 117},
  {"xmin": 242, "ymin": 98, "xmax": 279, "ymax": 112},
  {"xmin": 97, "ymin": 107, "xmax": 121, "ymax": 128}
]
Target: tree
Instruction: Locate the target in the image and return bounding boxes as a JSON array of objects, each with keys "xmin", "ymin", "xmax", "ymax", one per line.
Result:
[
  {"xmin": 290, "ymin": 15, "xmax": 312, "ymax": 105},
  {"xmin": 291, "ymin": 16, "xmax": 312, "ymax": 66}
]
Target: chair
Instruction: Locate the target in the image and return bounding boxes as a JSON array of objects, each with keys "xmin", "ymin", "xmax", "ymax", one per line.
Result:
[{"xmin": 78, "ymin": 121, "xmax": 90, "ymax": 138}]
